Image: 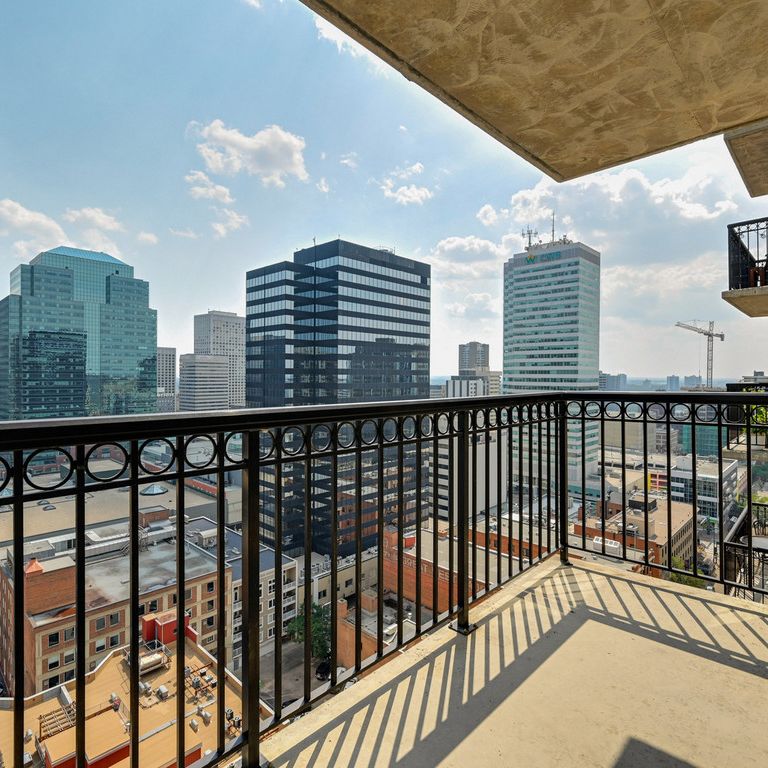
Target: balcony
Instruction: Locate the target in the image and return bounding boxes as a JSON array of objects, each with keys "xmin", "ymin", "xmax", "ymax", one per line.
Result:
[
  {"xmin": 1, "ymin": 391, "xmax": 768, "ymax": 767},
  {"xmin": 722, "ymin": 217, "xmax": 768, "ymax": 317}
]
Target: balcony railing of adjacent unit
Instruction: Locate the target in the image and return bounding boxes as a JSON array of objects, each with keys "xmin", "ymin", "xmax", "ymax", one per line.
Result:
[
  {"xmin": 728, "ymin": 216, "xmax": 768, "ymax": 290},
  {"xmin": 1, "ymin": 391, "xmax": 768, "ymax": 768}
]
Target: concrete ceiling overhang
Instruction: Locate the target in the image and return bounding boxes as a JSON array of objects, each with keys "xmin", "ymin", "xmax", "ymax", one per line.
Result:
[{"xmin": 302, "ymin": 0, "xmax": 768, "ymax": 194}]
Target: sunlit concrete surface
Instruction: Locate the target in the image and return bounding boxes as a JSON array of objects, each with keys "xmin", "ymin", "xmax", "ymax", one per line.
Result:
[{"xmin": 262, "ymin": 557, "xmax": 768, "ymax": 767}]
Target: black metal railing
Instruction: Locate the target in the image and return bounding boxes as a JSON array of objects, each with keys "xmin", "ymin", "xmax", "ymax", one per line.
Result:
[
  {"xmin": 1, "ymin": 390, "xmax": 767, "ymax": 767},
  {"xmin": 728, "ymin": 216, "xmax": 768, "ymax": 290}
]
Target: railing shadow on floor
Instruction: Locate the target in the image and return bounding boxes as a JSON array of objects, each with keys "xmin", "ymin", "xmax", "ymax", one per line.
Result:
[{"xmin": 261, "ymin": 561, "xmax": 768, "ymax": 768}]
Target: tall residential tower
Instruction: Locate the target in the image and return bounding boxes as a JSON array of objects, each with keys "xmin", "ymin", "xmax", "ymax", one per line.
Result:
[{"xmin": 194, "ymin": 310, "xmax": 245, "ymax": 408}]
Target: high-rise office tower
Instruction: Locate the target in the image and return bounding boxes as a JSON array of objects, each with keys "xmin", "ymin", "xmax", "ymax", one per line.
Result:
[
  {"xmin": 503, "ymin": 240, "xmax": 600, "ymax": 480},
  {"xmin": 246, "ymin": 239, "xmax": 430, "ymax": 407},
  {"xmin": 246, "ymin": 239, "xmax": 431, "ymax": 555},
  {"xmin": 666, "ymin": 375, "xmax": 681, "ymax": 392},
  {"xmin": 179, "ymin": 354, "xmax": 229, "ymax": 411},
  {"xmin": 458, "ymin": 341, "xmax": 489, "ymax": 374},
  {"xmin": 194, "ymin": 310, "xmax": 245, "ymax": 408},
  {"xmin": 0, "ymin": 246, "xmax": 156, "ymax": 419},
  {"xmin": 157, "ymin": 346, "xmax": 177, "ymax": 412}
]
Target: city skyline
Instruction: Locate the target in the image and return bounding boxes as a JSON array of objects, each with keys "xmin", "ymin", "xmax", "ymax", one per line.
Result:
[{"xmin": 1, "ymin": 2, "xmax": 767, "ymax": 382}]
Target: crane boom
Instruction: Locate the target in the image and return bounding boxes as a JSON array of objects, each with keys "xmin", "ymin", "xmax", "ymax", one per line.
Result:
[{"xmin": 675, "ymin": 321, "xmax": 725, "ymax": 389}]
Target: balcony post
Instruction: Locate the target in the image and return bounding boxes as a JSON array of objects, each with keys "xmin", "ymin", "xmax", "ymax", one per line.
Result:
[
  {"xmin": 558, "ymin": 398, "xmax": 570, "ymax": 565},
  {"xmin": 453, "ymin": 409, "xmax": 476, "ymax": 634}
]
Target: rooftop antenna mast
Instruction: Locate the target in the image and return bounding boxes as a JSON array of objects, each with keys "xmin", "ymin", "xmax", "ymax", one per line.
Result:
[
  {"xmin": 522, "ymin": 225, "xmax": 538, "ymax": 250},
  {"xmin": 551, "ymin": 211, "xmax": 556, "ymax": 243}
]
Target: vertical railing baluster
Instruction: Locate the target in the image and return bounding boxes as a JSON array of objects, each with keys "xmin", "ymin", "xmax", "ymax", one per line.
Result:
[
  {"xmin": 129, "ymin": 440, "xmax": 140, "ymax": 768},
  {"xmin": 375, "ymin": 422, "xmax": 383, "ymax": 659},
  {"xmin": 600, "ymin": 407, "xmax": 606, "ymax": 556},
  {"xmin": 432, "ymin": 413, "xmax": 439, "ymax": 623},
  {"xmin": 537, "ymin": 413, "xmax": 543, "ymax": 561},
  {"xmin": 304, "ymin": 425, "xmax": 313, "ymax": 702},
  {"xmin": 13, "ymin": 449, "xmax": 25, "ymax": 768},
  {"xmin": 484, "ymin": 408, "xmax": 490, "ymax": 591},
  {"xmin": 622, "ymin": 404, "xmax": 628, "ymax": 562},
  {"xmin": 528, "ymin": 415, "xmax": 534, "ymax": 568},
  {"xmin": 507, "ymin": 411, "xmax": 514, "ymax": 581},
  {"xmin": 666, "ymin": 406, "xmax": 672, "ymax": 570},
  {"xmin": 746, "ymin": 408, "xmax": 754, "ymax": 591},
  {"xmin": 545, "ymin": 409, "xmax": 551, "ymax": 555},
  {"xmin": 517, "ymin": 411, "xmax": 524, "ymax": 571},
  {"xmin": 471, "ymin": 412, "xmax": 478, "ymax": 600},
  {"xmin": 175, "ymin": 435, "xmax": 186, "ymax": 767},
  {"xmin": 354, "ymin": 420, "xmax": 363, "ymax": 672},
  {"xmin": 496, "ymin": 409, "xmax": 502, "ymax": 584},
  {"xmin": 331, "ymin": 427, "xmax": 339, "ymax": 681},
  {"xmin": 273, "ymin": 428, "xmax": 283, "ymax": 721},
  {"xmin": 216, "ymin": 432, "xmax": 226, "ymax": 755},
  {"xmin": 559, "ymin": 400, "xmax": 569, "ymax": 564},
  {"xmin": 553, "ymin": 405, "xmax": 560, "ymax": 560},
  {"xmin": 717, "ymin": 406, "xmax": 725, "ymax": 587},
  {"xmin": 448, "ymin": 417, "xmax": 455, "ymax": 614},
  {"xmin": 241, "ymin": 430, "xmax": 261, "ymax": 768},
  {"xmin": 415, "ymin": 423, "xmax": 423, "ymax": 636},
  {"xmin": 691, "ymin": 405, "xmax": 699, "ymax": 577},
  {"xmin": 396, "ymin": 417, "xmax": 404, "ymax": 647},
  {"xmin": 453, "ymin": 410, "xmax": 474, "ymax": 634},
  {"xmin": 581, "ymin": 405, "xmax": 587, "ymax": 551},
  {"xmin": 75, "ymin": 444, "xmax": 86, "ymax": 768},
  {"xmin": 642, "ymin": 408, "xmax": 649, "ymax": 569}
]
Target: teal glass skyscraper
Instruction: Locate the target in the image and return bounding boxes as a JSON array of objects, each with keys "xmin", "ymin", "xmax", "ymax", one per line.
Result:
[{"xmin": 0, "ymin": 246, "xmax": 157, "ymax": 420}]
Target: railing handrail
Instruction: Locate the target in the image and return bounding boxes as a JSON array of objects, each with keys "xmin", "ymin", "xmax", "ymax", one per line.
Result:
[{"xmin": 3, "ymin": 389, "xmax": 768, "ymax": 451}]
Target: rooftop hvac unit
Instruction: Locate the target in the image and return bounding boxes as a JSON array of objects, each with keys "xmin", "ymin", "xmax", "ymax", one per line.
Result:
[
  {"xmin": 157, "ymin": 685, "xmax": 169, "ymax": 700},
  {"xmin": 189, "ymin": 718, "xmax": 199, "ymax": 732}
]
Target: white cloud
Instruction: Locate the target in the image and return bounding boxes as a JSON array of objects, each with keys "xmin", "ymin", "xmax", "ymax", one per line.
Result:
[
  {"xmin": 339, "ymin": 152, "xmax": 358, "ymax": 170},
  {"xmin": 63, "ymin": 207, "xmax": 124, "ymax": 231},
  {"xmin": 242, "ymin": 0, "xmax": 262, "ymax": 7},
  {"xmin": 78, "ymin": 229, "xmax": 122, "ymax": 257},
  {"xmin": 476, "ymin": 203, "xmax": 507, "ymax": 227},
  {"xmin": 390, "ymin": 162, "xmax": 424, "ymax": 180},
  {"xmin": 191, "ymin": 119, "xmax": 308, "ymax": 187},
  {"xmin": 316, "ymin": 177, "xmax": 330, "ymax": 194},
  {"xmin": 137, "ymin": 231, "xmax": 158, "ymax": 245},
  {"xmin": 169, "ymin": 227, "xmax": 199, "ymax": 239},
  {"xmin": 0, "ymin": 198, "xmax": 68, "ymax": 259},
  {"xmin": 380, "ymin": 179, "xmax": 433, "ymax": 206},
  {"xmin": 184, "ymin": 170, "xmax": 234, "ymax": 204},
  {"xmin": 399, "ymin": 125, "xmax": 408, "ymax": 132},
  {"xmin": 445, "ymin": 292, "xmax": 498, "ymax": 320},
  {"xmin": 211, "ymin": 208, "xmax": 249, "ymax": 239},
  {"xmin": 314, "ymin": 16, "xmax": 389, "ymax": 75}
]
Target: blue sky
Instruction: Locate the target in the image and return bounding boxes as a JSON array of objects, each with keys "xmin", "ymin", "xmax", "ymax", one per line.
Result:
[{"xmin": 2, "ymin": 0, "xmax": 767, "ymax": 379}]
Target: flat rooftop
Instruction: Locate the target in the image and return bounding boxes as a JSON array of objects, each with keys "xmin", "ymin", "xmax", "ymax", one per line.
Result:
[
  {"xmin": 262, "ymin": 557, "xmax": 768, "ymax": 767},
  {"xmin": 0, "ymin": 639, "xmax": 243, "ymax": 768},
  {"xmin": 0, "ymin": 469, "xmax": 241, "ymax": 547}
]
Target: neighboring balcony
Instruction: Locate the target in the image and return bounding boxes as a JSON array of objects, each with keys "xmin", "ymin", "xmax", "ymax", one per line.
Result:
[
  {"xmin": 722, "ymin": 216, "xmax": 768, "ymax": 316},
  {"xmin": 1, "ymin": 391, "xmax": 768, "ymax": 768}
]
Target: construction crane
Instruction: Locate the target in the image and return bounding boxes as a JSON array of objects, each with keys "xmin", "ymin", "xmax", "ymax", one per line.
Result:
[{"xmin": 675, "ymin": 321, "xmax": 725, "ymax": 389}]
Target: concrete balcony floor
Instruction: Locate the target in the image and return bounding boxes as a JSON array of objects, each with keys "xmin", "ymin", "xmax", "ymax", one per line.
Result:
[{"xmin": 261, "ymin": 558, "xmax": 768, "ymax": 768}]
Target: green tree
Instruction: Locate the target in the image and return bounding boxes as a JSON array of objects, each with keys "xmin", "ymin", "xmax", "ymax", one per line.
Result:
[
  {"xmin": 668, "ymin": 556, "xmax": 707, "ymax": 589},
  {"xmin": 285, "ymin": 603, "xmax": 331, "ymax": 660}
]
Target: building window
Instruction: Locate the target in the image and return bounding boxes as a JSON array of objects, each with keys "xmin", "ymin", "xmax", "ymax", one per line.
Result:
[
  {"xmin": 268, "ymin": 579, "xmax": 275, "ymax": 594},
  {"xmin": 109, "ymin": 612, "xmax": 120, "ymax": 626},
  {"xmin": 318, "ymin": 589, "xmax": 327, "ymax": 600},
  {"xmin": 268, "ymin": 627, "xmax": 275, "ymax": 639},
  {"xmin": 48, "ymin": 632, "xmax": 60, "ymax": 648},
  {"xmin": 95, "ymin": 617, "xmax": 106, "ymax": 631},
  {"xmin": 185, "ymin": 588, "xmax": 193, "ymax": 601},
  {"xmin": 95, "ymin": 639, "xmax": 106, "ymax": 653},
  {"xmin": 206, "ymin": 600, "xmax": 215, "ymax": 611},
  {"xmin": 205, "ymin": 616, "xmax": 215, "ymax": 628},
  {"xmin": 109, "ymin": 634, "xmax": 120, "ymax": 648},
  {"xmin": 63, "ymin": 627, "xmax": 75, "ymax": 641},
  {"xmin": 206, "ymin": 581, "xmax": 215, "ymax": 593},
  {"xmin": 268, "ymin": 612, "xmax": 274, "ymax": 625},
  {"xmin": 268, "ymin": 598, "xmax": 275, "ymax": 609},
  {"xmin": 64, "ymin": 652, "xmax": 75, "ymax": 665},
  {"xmin": 345, "ymin": 578, "xmax": 353, "ymax": 589},
  {"xmin": 148, "ymin": 599, "xmax": 158, "ymax": 612},
  {"xmin": 64, "ymin": 669, "xmax": 75, "ymax": 682},
  {"xmin": 45, "ymin": 675, "xmax": 60, "ymax": 690},
  {"xmin": 48, "ymin": 656, "xmax": 60, "ymax": 671}
]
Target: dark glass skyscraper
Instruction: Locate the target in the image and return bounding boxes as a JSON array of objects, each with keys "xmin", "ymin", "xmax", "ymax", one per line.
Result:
[
  {"xmin": 246, "ymin": 239, "xmax": 431, "ymax": 555},
  {"xmin": 0, "ymin": 246, "xmax": 157, "ymax": 420},
  {"xmin": 246, "ymin": 239, "xmax": 430, "ymax": 408}
]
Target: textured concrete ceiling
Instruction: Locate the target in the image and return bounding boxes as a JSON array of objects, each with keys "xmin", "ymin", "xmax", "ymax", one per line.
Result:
[{"xmin": 303, "ymin": 0, "xmax": 768, "ymax": 193}]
